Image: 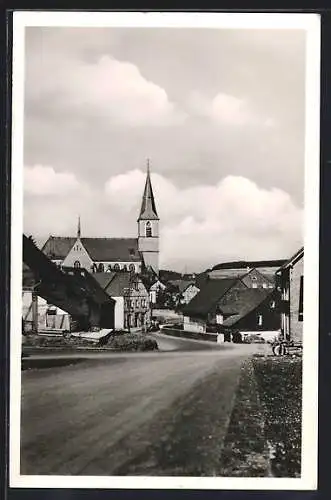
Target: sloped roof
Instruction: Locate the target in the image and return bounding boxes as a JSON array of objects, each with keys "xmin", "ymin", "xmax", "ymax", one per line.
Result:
[
  {"xmin": 138, "ymin": 166, "xmax": 159, "ymax": 221},
  {"xmin": 221, "ymin": 288, "xmax": 273, "ymax": 326},
  {"xmin": 89, "ymin": 272, "xmax": 116, "ymax": 291},
  {"xmin": 181, "ymin": 278, "xmax": 239, "ymax": 317},
  {"xmin": 42, "ymin": 236, "xmax": 140, "ymax": 262},
  {"xmin": 276, "ymin": 247, "xmax": 304, "ymax": 273},
  {"xmin": 103, "ymin": 272, "xmax": 133, "ymax": 297}
]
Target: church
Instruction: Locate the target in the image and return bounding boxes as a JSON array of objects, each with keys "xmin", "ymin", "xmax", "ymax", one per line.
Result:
[{"xmin": 41, "ymin": 164, "xmax": 160, "ymax": 276}]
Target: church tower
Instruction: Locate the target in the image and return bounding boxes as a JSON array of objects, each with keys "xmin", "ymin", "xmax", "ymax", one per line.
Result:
[{"xmin": 138, "ymin": 160, "xmax": 159, "ymax": 275}]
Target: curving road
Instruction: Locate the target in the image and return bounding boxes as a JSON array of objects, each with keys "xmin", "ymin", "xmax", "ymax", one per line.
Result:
[{"xmin": 20, "ymin": 333, "xmax": 261, "ymax": 476}]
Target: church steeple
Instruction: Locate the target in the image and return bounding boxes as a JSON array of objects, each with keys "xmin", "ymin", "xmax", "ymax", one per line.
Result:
[
  {"xmin": 137, "ymin": 159, "xmax": 160, "ymax": 275},
  {"xmin": 138, "ymin": 159, "xmax": 159, "ymax": 221},
  {"xmin": 77, "ymin": 215, "xmax": 81, "ymax": 239}
]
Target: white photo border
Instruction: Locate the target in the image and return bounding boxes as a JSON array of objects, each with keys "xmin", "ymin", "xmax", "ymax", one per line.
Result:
[{"xmin": 10, "ymin": 10, "xmax": 321, "ymax": 491}]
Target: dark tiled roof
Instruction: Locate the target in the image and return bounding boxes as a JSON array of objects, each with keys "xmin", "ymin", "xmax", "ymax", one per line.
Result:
[
  {"xmin": 92, "ymin": 272, "xmax": 116, "ymax": 291},
  {"xmin": 103, "ymin": 272, "xmax": 133, "ymax": 297},
  {"xmin": 221, "ymin": 288, "xmax": 273, "ymax": 326},
  {"xmin": 42, "ymin": 236, "xmax": 76, "ymax": 260},
  {"xmin": 42, "ymin": 236, "xmax": 140, "ymax": 262},
  {"xmin": 182, "ymin": 278, "xmax": 238, "ymax": 317}
]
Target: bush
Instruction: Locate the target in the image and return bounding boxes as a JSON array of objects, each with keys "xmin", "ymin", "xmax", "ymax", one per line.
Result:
[{"xmin": 109, "ymin": 333, "xmax": 158, "ymax": 351}]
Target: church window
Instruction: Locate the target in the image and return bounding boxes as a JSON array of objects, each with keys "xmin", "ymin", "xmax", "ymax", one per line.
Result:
[
  {"xmin": 129, "ymin": 264, "xmax": 135, "ymax": 273},
  {"xmin": 114, "ymin": 263, "xmax": 120, "ymax": 271},
  {"xmin": 98, "ymin": 263, "xmax": 104, "ymax": 272},
  {"xmin": 146, "ymin": 221, "xmax": 152, "ymax": 237},
  {"xmin": 123, "ymin": 265, "xmax": 128, "ymax": 272},
  {"xmin": 74, "ymin": 260, "xmax": 81, "ymax": 268},
  {"xmin": 107, "ymin": 264, "xmax": 112, "ymax": 272}
]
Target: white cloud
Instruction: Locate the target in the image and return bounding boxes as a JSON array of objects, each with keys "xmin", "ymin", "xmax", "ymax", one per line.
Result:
[
  {"xmin": 188, "ymin": 90, "xmax": 275, "ymax": 128},
  {"xmin": 24, "ymin": 165, "xmax": 83, "ymax": 196},
  {"xmin": 27, "ymin": 54, "xmax": 185, "ymax": 126}
]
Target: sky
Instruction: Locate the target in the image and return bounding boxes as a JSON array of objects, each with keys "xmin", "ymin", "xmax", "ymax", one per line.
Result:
[{"xmin": 23, "ymin": 25, "xmax": 306, "ymax": 272}]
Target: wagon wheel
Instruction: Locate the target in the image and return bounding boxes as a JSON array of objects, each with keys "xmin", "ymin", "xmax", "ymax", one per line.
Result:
[{"xmin": 272, "ymin": 343, "xmax": 288, "ymax": 356}]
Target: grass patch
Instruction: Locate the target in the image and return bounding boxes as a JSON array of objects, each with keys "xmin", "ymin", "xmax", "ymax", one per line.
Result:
[
  {"xmin": 219, "ymin": 360, "xmax": 270, "ymax": 477},
  {"xmin": 252, "ymin": 356, "xmax": 302, "ymax": 477}
]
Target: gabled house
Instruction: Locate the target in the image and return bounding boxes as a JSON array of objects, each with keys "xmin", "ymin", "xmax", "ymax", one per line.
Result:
[
  {"xmin": 93, "ymin": 271, "xmax": 150, "ymax": 331},
  {"xmin": 181, "ymin": 278, "xmax": 247, "ymax": 333},
  {"xmin": 181, "ymin": 276, "xmax": 280, "ymax": 335},
  {"xmin": 275, "ymin": 247, "xmax": 304, "ymax": 342}
]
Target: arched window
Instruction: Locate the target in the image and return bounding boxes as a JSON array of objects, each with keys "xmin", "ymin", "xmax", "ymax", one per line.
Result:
[
  {"xmin": 91, "ymin": 263, "xmax": 97, "ymax": 273},
  {"xmin": 146, "ymin": 221, "xmax": 152, "ymax": 237},
  {"xmin": 74, "ymin": 260, "xmax": 81, "ymax": 268},
  {"xmin": 114, "ymin": 263, "xmax": 120, "ymax": 271},
  {"xmin": 129, "ymin": 263, "xmax": 135, "ymax": 273},
  {"xmin": 123, "ymin": 265, "xmax": 128, "ymax": 272},
  {"xmin": 107, "ymin": 264, "xmax": 112, "ymax": 272},
  {"xmin": 98, "ymin": 263, "xmax": 104, "ymax": 272}
]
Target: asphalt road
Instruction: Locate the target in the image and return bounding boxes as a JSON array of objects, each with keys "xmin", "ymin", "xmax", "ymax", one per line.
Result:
[{"xmin": 20, "ymin": 334, "xmax": 260, "ymax": 476}]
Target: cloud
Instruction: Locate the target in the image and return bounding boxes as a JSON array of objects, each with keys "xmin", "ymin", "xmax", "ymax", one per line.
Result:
[
  {"xmin": 26, "ymin": 54, "xmax": 185, "ymax": 127},
  {"xmin": 24, "ymin": 165, "xmax": 84, "ymax": 196},
  {"xmin": 188, "ymin": 90, "xmax": 276, "ymax": 128}
]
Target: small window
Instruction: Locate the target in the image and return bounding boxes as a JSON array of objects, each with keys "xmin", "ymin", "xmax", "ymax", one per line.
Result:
[
  {"xmin": 98, "ymin": 263, "xmax": 104, "ymax": 272},
  {"xmin": 107, "ymin": 264, "xmax": 112, "ymax": 272},
  {"xmin": 270, "ymin": 300, "xmax": 276, "ymax": 309},
  {"xmin": 258, "ymin": 314, "xmax": 263, "ymax": 326},
  {"xmin": 136, "ymin": 299, "xmax": 140, "ymax": 308},
  {"xmin": 252, "ymin": 283, "xmax": 258, "ymax": 289},
  {"xmin": 146, "ymin": 221, "xmax": 152, "ymax": 237},
  {"xmin": 114, "ymin": 263, "xmax": 120, "ymax": 271},
  {"xmin": 129, "ymin": 263, "xmax": 135, "ymax": 272},
  {"xmin": 123, "ymin": 265, "xmax": 128, "ymax": 272},
  {"xmin": 262, "ymin": 283, "xmax": 268, "ymax": 289},
  {"xmin": 74, "ymin": 260, "xmax": 81, "ymax": 268}
]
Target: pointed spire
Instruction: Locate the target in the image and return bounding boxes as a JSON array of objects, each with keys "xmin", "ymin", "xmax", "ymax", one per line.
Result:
[
  {"xmin": 77, "ymin": 215, "xmax": 81, "ymax": 239},
  {"xmin": 138, "ymin": 159, "xmax": 159, "ymax": 221}
]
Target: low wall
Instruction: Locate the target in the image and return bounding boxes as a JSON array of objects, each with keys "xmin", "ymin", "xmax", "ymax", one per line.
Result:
[
  {"xmin": 152, "ymin": 309, "xmax": 183, "ymax": 323},
  {"xmin": 161, "ymin": 326, "xmax": 218, "ymax": 343}
]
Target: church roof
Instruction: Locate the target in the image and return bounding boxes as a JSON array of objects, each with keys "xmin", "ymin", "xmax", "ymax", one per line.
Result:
[
  {"xmin": 138, "ymin": 164, "xmax": 159, "ymax": 221},
  {"xmin": 42, "ymin": 236, "xmax": 141, "ymax": 262}
]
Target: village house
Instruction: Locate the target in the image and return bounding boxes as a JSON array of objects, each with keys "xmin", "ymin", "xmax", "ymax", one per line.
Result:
[
  {"xmin": 181, "ymin": 277, "xmax": 280, "ymax": 337},
  {"xmin": 166, "ymin": 279, "xmax": 200, "ymax": 306},
  {"xmin": 41, "ymin": 164, "xmax": 160, "ymax": 276},
  {"xmin": 275, "ymin": 247, "xmax": 304, "ymax": 343},
  {"xmin": 23, "ymin": 235, "xmax": 115, "ymax": 333},
  {"xmin": 93, "ymin": 271, "xmax": 150, "ymax": 331},
  {"xmin": 206, "ymin": 267, "xmax": 274, "ymax": 289}
]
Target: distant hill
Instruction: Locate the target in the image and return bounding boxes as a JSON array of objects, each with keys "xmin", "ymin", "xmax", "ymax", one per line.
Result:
[{"xmin": 211, "ymin": 259, "xmax": 286, "ymax": 271}]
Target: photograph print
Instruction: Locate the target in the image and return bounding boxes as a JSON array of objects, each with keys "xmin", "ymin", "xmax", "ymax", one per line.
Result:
[{"xmin": 10, "ymin": 11, "xmax": 320, "ymax": 490}]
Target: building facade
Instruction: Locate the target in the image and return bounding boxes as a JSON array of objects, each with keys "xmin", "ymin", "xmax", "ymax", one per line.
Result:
[
  {"xmin": 41, "ymin": 164, "xmax": 160, "ymax": 276},
  {"xmin": 276, "ymin": 247, "xmax": 304, "ymax": 342}
]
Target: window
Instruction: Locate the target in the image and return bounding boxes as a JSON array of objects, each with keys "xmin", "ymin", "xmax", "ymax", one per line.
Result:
[
  {"xmin": 107, "ymin": 264, "xmax": 112, "ymax": 272},
  {"xmin": 98, "ymin": 263, "xmax": 104, "ymax": 272},
  {"xmin": 298, "ymin": 275, "xmax": 304, "ymax": 321},
  {"xmin": 258, "ymin": 314, "xmax": 263, "ymax": 326},
  {"xmin": 74, "ymin": 260, "xmax": 81, "ymax": 268},
  {"xmin": 123, "ymin": 265, "xmax": 128, "ymax": 272},
  {"xmin": 129, "ymin": 263, "xmax": 135, "ymax": 273},
  {"xmin": 262, "ymin": 283, "xmax": 268, "ymax": 289},
  {"xmin": 270, "ymin": 301, "xmax": 276, "ymax": 309},
  {"xmin": 252, "ymin": 283, "xmax": 258, "ymax": 289},
  {"xmin": 114, "ymin": 263, "xmax": 120, "ymax": 271},
  {"xmin": 146, "ymin": 221, "xmax": 152, "ymax": 237},
  {"xmin": 136, "ymin": 299, "xmax": 140, "ymax": 308}
]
